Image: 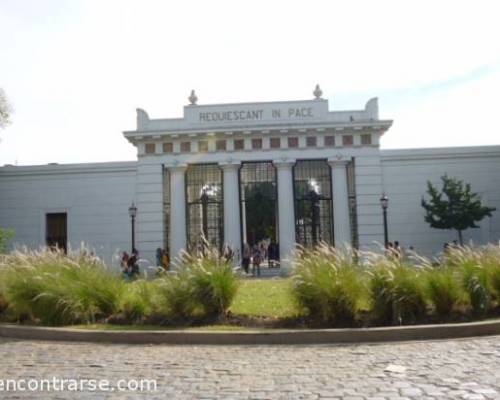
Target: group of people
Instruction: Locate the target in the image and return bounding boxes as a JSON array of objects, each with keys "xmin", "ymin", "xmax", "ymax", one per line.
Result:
[
  {"xmin": 120, "ymin": 249, "xmax": 140, "ymax": 279},
  {"xmin": 241, "ymin": 240, "xmax": 280, "ymax": 276}
]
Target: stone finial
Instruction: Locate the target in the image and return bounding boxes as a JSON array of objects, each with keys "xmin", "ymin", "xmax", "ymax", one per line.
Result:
[
  {"xmin": 313, "ymin": 84, "xmax": 323, "ymax": 99},
  {"xmin": 188, "ymin": 90, "xmax": 198, "ymax": 105}
]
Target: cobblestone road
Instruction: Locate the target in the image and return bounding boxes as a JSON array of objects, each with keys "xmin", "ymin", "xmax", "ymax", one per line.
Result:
[{"xmin": 1, "ymin": 336, "xmax": 500, "ymax": 399}]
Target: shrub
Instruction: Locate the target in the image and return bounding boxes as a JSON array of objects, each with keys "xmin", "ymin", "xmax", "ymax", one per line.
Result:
[
  {"xmin": 3, "ymin": 248, "xmax": 124, "ymax": 325},
  {"xmin": 425, "ymin": 267, "xmax": 462, "ymax": 317},
  {"xmin": 291, "ymin": 245, "xmax": 364, "ymax": 323}
]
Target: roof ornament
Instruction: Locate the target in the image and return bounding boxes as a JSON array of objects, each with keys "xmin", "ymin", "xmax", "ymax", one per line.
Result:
[
  {"xmin": 188, "ymin": 89, "xmax": 198, "ymax": 105},
  {"xmin": 313, "ymin": 84, "xmax": 323, "ymax": 100}
]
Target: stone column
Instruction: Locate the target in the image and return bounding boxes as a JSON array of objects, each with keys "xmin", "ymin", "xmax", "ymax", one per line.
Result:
[
  {"xmin": 220, "ymin": 161, "xmax": 242, "ymax": 262},
  {"xmin": 275, "ymin": 159, "xmax": 296, "ymax": 267},
  {"xmin": 168, "ymin": 164, "xmax": 187, "ymax": 262},
  {"xmin": 328, "ymin": 158, "xmax": 352, "ymax": 248}
]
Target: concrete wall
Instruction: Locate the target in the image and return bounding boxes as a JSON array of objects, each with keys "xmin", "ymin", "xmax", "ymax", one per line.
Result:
[
  {"xmin": 0, "ymin": 162, "xmax": 137, "ymax": 267},
  {"xmin": 380, "ymin": 146, "xmax": 500, "ymax": 256}
]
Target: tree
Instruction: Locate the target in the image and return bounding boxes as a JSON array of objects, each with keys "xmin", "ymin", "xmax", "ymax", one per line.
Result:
[
  {"xmin": 0, "ymin": 88, "xmax": 13, "ymax": 129},
  {"xmin": 0, "ymin": 228, "xmax": 14, "ymax": 253},
  {"xmin": 421, "ymin": 175, "xmax": 495, "ymax": 245}
]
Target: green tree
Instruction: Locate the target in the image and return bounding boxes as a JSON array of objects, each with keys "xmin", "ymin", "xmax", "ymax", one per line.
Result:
[
  {"xmin": 421, "ymin": 175, "xmax": 495, "ymax": 245},
  {"xmin": 0, "ymin": 228, "xmax": 14, "ymax": 253},
  {"xmin": 0, "ymin": 88, "xmax": 12, "ymax": 129}
]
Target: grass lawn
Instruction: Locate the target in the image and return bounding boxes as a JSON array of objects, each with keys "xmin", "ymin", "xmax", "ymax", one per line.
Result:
[
  {"xmin": 230, "ymin": 278, "xmax": 299, "ymax": 318},
  {"xmin": 71, "ymin": 324, "xmax": 261, "ymax": 331}
]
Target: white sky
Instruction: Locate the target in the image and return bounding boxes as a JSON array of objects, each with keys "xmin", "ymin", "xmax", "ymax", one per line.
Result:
[{"xmin": 1, "ymin": 0, "xmax": 499, "ymax": 166}]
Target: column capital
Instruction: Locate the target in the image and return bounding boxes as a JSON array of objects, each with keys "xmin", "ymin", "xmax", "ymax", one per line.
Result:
[
  {"xmin": 166, "ymin": 163, "xmax": 187, "ymax": 173},
  {"xmin": 219, "ymin": 161, "xmax": 241, "ymax": 171},
  {"xmin": 328, "ymin": 155, "xmax": 350, "ymax": 167},
  {"xmin": 274, "ymin": 158, "xmax": 296, "ymax": 170}
]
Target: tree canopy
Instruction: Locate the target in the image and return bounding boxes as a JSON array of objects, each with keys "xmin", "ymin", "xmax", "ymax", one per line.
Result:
[
  {"xmin": 421, "ymin": 175, "xmax": 495, "ymax": 245},
  {"xmin": 0, "ymin": 88, "xmax": 12, "ymax": 129}
]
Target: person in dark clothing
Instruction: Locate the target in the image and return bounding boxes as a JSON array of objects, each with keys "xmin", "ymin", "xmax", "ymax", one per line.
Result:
[{"xmin": 127, "ymin": 249, "xmax": 140, "ymax": 277}]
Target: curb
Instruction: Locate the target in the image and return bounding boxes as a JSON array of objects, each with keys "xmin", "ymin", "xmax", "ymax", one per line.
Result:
[{"xmin": 1, "ymin": 319, "xmax": 500, "ymax": 345}]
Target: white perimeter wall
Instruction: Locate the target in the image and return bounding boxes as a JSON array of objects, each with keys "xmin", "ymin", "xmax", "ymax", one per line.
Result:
[
  {"xmin": 0, "ymin": 162, "xmax": 137, "ymax": 267},
  {"xmin": 381, "ymin": 146, "xmax": 500, "ymax": 256}
]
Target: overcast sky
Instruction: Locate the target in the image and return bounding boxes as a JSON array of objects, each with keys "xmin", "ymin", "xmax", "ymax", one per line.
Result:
[{"xmin": 1, "ymin": 0, "xmax": 499, "ymax": 166}]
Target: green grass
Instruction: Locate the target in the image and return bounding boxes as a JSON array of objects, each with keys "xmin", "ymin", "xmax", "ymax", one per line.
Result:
[
  {"xmin": 230, "ymin": 278, "xmax": 298, "ymax": 318},
  {"xmin": 71, "ymin": 323, "xmax": 262, "ymax": 331}
]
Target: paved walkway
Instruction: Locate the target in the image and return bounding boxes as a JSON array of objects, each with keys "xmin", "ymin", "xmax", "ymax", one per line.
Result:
[{"xmin": 0, "ymin": 336, "xmax": 500, "ymax": 399}]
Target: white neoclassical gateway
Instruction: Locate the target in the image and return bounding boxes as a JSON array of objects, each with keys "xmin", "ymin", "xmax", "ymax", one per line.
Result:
[{"xmin": 1, "ymin": 88, "xmax": 499, "ymax": 266}]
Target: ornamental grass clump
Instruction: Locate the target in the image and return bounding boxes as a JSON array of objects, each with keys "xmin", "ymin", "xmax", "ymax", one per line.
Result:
[
  {"xmin": 118, "ymin": 279, "xmax": 162, "ymax": 322},
  {"xmin": 179, "ymin": 245, "xmax": 240, "ymax": 318},
  {"xmin": 155, "ymin": 242, "xmax": 239, "ymax": 321},
  {"xmin": 442, "ymin": 245, "xmax": 495, "ymax": 316},
  {"xmin": 3, "ymin": 247, "xmax": 124, "ymax": 326},
  {"xmin": 367, "ymin": 253, "xmax": 427, "ymax": 325},
  {"xmin": 425, "ymin": 267, "xmax": 462, "ymax": 317},
  {"xmin": 291, "ymin": 245, "xmax": 365, "ymax": 324}
]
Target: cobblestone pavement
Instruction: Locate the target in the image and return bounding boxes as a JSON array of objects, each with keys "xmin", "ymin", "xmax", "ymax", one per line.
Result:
[{"xmin": 1, "ymin": 336, "xmax": 500, "ymax": 399}]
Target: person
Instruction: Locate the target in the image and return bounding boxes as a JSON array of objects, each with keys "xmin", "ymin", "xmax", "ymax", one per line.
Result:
[
  {"xmin": 259, "ymin": 242, "xmax": 267, "ymax": 268},
  {"xmin": 161, "ymin": 250, "xmax": 169, "ymax": 271},
  {"xmin": 120, "ymin": 251, "xmax": 130, "ymax": 278},
  {"xmin": 394, "ymin": 240, "xmax": 402, "ymax": 260},
  {"xmin": 223, "ymin": 245, "xmax": 234, "ymax": 263},
  {"xmin": 242, "ymin": 243, "xmax": 251, "ymax": 274},
  {"xmin": 156, "ymin": 247, "xmax": 163, "ymax": 267},
  {"xmin": 252, "ymin": 245, "xmax": 262, "ymax": 277},
  {"xmin": 268, "ymin": 240, "xmax": 278, "ymax": 268},
  {"xmin": 127, "ymin": 249, "xmax": 140, "ymax": 277}
]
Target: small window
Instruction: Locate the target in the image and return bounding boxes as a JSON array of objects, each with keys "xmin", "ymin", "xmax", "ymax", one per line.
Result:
[
  {"xmin": 342, "ymin": 135, "xmax": 353, "ymax": 146},
  {"xmin": 46, "ymin": 213, "xmax": 67, "ymax": 253},
  {"xmin": 252, "ymin": 138, "xmax": 262, "ymax": 149},
  {"xmin": 198, "ymin": 140, "xmax": 208, "ymax": 152},
  {"xmin": 288, "ymin": 137, "xmax": 299, "ymax": 148},
  {"xmin": 361, "ymin": 134, "xmax": 372, "ymax": 145},
  {"xmin": 163, "ymin": 142, "xmax": 173, "ymax": 153},
  {"xmin": 181, "ymin": 141, "xmax": 191, "ymax": 152},
  {"xmin": 216, "ymin": 139, "xmax": 226, "ymax": 151},
  {"xmin": 306, "ymin": 136, "xmax": 317, "ymax": 147},
  {"xmin": 270, "ymin": 137, "xmax": 281, "ymax": 149},
  {"xmin": 234, "ymin": 139, "xmax": 245, "ymax": 150},
  {"xmin": 324, "ymin": 136, "xmax": 335, "ymax": 147},
  {"xmin": 145, "ymin": 143, "xmax": 156, "ymax": 154}
]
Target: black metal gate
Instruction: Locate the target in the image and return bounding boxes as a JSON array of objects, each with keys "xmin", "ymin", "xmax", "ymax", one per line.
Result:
[
  {"xmin": 185, "ymin": 163, "xmax": 223, "ymax": 251},
  {"xmin": 293, "ymin": 159, "xmax": 333, "ymax": 247}
]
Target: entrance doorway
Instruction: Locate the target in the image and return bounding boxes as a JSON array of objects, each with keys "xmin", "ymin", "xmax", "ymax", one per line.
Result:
[
  {"xmin": 46, "ymin": 212, "xmax": 67, "ymax": 252},
  {"xmin": 239, "ymin": 162, "xmax": 278, "ymax": 257}
]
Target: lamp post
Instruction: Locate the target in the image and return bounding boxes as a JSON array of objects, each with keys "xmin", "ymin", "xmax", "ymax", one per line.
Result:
[
  {"xmin": 380, "ymin": 194, "xmax": 389, "ymax": 248},
  {"xmin": 128, "ymin": 202, "xmax": 137, "ymax": 252}
]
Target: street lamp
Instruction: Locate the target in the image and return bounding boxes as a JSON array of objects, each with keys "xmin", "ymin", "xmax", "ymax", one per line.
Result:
[
  {"xmin": 128, "ymin": 202, "xmax": 137, "ymax": 252},
  {"xmin": 380, "ymin": 194, "xmax": 389, "ymax": 248}
]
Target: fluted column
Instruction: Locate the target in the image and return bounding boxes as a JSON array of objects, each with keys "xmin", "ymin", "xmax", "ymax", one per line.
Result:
[
  {"xmin": 275, "ymin": 159, "xmax": 296, "ymax": 267},
  {"xmin": 328, "ymin": 158, "xmax": 352, "ymax": 248},
  {"xmin": 168, "ymin": 164, "xmax": 187, "ymax": 261},
  {"xmin": 220, "ymin": 161, "xmax": 242, "ymax": 261}
]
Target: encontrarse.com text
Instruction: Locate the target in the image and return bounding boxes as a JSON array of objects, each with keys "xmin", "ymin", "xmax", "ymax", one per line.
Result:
[{"xmin": 0, "ymin": 378, "xmax": 157, "ymax": 392}]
